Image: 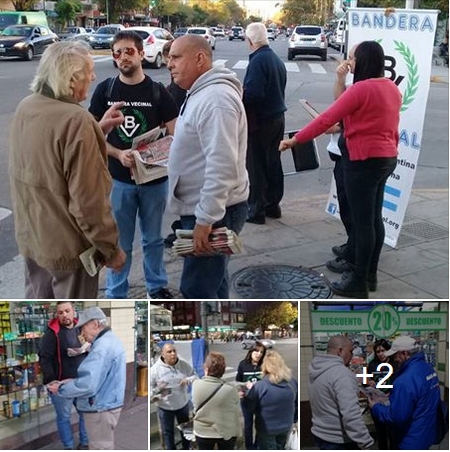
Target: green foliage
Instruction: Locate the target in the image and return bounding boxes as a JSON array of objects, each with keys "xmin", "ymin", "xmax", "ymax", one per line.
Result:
[
  {"xmin": 246, "ymin": 302, "xmax": 298, "ymax": 332},
  {"xmin": 54, "ymin": 0, "xmax": 82, "ymax": 28},
  {"xmin": 11, "ymin": 0, "xmax": 36, "ymax": 11}
]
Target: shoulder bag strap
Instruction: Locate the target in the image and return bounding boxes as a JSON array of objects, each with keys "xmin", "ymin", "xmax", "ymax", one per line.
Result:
[{"xmin": 195, "ymin": 382, "xmax": 224, "ymax": 414}]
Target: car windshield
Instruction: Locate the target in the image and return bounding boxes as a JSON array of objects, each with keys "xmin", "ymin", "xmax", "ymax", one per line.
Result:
[
  {"xmin": 2, "ymin": 26, "xmax": 32, "ymax": 37},
  {"xmin": 97, "ymin": 27, "xmax": 116, "ymax": 35},
  {"xmin": 232, "ymin": 27, "xmax": 242, "ymax": 32},
  {"xmin": 296, "ymin": 27, "xmax": 321, "ymax": 35},
  {"xmin": 188, "ymin": 29, "xmax": 206, "ymax": 35}
]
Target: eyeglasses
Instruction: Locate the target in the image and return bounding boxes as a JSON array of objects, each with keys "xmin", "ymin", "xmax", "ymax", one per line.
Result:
[{"xmin": 112, "ymin": 47, "xmax": 138, "ymax": 59}]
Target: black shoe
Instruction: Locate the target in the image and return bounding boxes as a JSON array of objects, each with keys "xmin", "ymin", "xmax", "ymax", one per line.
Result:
[
  {"xmin": 332, "ymin": 243, "xmax": 348, "ymax": 258},
  {"xmin": 265, "ymin": 205, "xmax": 281, "ymax": 219},
  {"xmin": 77, "ymin": 445, "xmax": 89, "ymax": 450},
  {"xmin": 246, "ymin": 215, "xmax": 266, "ymax": 224},
  {"xmin": 148, "ymin": 288, "xmax": 175, "ymax": 299},
  {"xmin": 331, "ymin": 271, "xmax": 369, "ymax": 298},
  {"xmin": 326, "ymin": 257, "xmax": 353, "ymax": 274},
  {"xmin": 367, "ymin": 274, "xmax": 377, "ymax": 292},
  {"xmin": 164, "ymin": 233, "xmax": 177, "ymax": 248}
]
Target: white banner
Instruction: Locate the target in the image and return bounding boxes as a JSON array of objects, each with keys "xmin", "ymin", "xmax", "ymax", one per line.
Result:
[{"xmin": 325, "ymin": 8, "xmax": 439, "ymax": 247}]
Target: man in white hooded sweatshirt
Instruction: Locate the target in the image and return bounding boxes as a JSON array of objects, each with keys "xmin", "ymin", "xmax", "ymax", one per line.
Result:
[
  {"xmin": 308, "ymin": 335, "xmax": 374, "ymax": 449},
  {"xmin": 167, "ymin": 35, "xmax": 249, "ymax": 299}
]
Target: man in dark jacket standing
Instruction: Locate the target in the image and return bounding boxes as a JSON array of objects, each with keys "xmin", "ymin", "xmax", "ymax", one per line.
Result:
[
  {"xmin": 244, "ymin": 22, "xmax": 287, "ymax": 224},
  {"xmin": 39, "ymin": 301, "xmax": 89, "ymax": 450},
  {"xmin": 369, "ymin": 336, "xmax": 440, "ymax": 450}
]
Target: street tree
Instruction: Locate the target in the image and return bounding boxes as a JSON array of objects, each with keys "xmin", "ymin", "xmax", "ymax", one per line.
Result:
[
  {"xmin": 54, "ymin": 0, "xmax": 82, "ymax": 28},
  {"xmin": 10, "ymin": 0, "xmax": 35, "ymax": 11},
  {"xmin": 246, "ymin": 301, "xmax": 298, "ymax": 333}
]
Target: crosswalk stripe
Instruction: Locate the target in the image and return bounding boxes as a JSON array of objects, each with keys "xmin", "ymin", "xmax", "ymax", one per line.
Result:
[
  {"xmin": 0, "ymin": 207, "xmax": 12, "ymax": 222},
  {"xmin": 92, "ymin": 55, "xmax": 112, "ymax": 62},
  {"xmin": 309, "ymin": 63, "xmax": 327, "ymax": 74},
  {"xmin": 213, "ymin": 59, "xmax": 228, "ymax": 67},
  {"xmin": 284, "ymin": 62, "xmax": 300, "ymax": 72},
  {"xmin": 232, "ymin": 60, "xmax": 249, "ymax": 70}
]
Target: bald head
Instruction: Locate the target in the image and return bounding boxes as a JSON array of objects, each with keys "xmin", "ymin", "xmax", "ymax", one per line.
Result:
[
  {"xmin": 327, "ymin": 335, "xmax": 353, "ymax": 366},
  {"xmin": 161, "ymin": 343, "xmax": 178, "ymax": 365},
  {"xmin": 168, "ymin": 35, "xmax": 213, "ymax": 90}
]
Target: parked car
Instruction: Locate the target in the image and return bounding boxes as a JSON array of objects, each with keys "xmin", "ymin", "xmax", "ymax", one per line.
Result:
[
  {"xmin": 213, "ymin": 27, "xmax": 225, "ymax": 38},
  {"xmin": 288, "ymin": 25, "xmax": 327, "ymax": 61},
  {"xmin": 87, "ymin": 24, "xmax": 125, "ymax": 49},
  {"xmin": 187, "ymin": 27, "xmax": 216, "ymax": 49},
  {"xmin": 229, "ymin": 26, "xmax": 245, "ymax": 41},
  {"xmin": 173, "ymin": 27, "xmax": 187, "ymax": 38},
  {"xmin": 242, "ymin": 335, "xmax": 275, "ymax": 349},
  {"xmin": 126, "ymin": 26, "xmax": 174, "ymax": 68},
  {"xmin": 266, "ymin": 27, "xmax": 276, "ymax": 41},
  {"xmin": 0, "ymin": 24, "xmax": 58, "ymax": 61}
]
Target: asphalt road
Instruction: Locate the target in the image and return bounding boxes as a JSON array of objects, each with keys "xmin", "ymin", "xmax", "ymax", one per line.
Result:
[{"xmin": 0, "ymin": 37, "xmax": 448, "ymax": 287}]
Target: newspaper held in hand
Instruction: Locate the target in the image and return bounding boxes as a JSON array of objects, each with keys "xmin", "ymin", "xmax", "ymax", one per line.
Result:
[
  {"xmin": 130, "ymin": 126, "xmax": 173, "ymax": 184},
  {"xmin": 173, "ymin": 227, "xmax": 244, "ymax": 257},
  {"xmin": 79, "ymin": 246, "xmax": 104, "ymax": 277},
  {"xmin": 360, "ymin": 386, "xmax": 390, "ymax": 405},
  {"xmin": 299, "ymin": 99, "xmax": 321, "ymax": 119}
]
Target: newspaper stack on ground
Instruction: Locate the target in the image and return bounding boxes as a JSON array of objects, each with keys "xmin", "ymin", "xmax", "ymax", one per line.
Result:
[
  {"xmin": 130, "ymin": 126, "xmax": 173, "ymax": 184},
  {"xmin": 172, "ymin": 227, "xmax": 244, "ymax": 257}
]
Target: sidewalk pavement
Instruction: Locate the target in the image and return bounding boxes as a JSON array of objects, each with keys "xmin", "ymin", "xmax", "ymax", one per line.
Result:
[
  {"xmin": 34, "ymin": 401, "xmax": 148, "ymax": 450},
  {"xmin": 103, "ymin": 186, "xmax": 448, "ymax": 300}
]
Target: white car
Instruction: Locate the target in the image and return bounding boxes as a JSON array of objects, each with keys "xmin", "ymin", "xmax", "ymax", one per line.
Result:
[
  {"xmin": 187, "ymin": 27, "xmax": 216, "ymax": 50},
  {"xmin": 266, "ymin": 28, "xmax": 277, "ymax": 41},
  {"xmin": 242, "ymin": 335, "xmax": 275, "ymax": 349},
  {"xmin": 127, "ymin": 26, "xmax": 174, "ymax": 68},
  {"xmin": 213, "ymin": 27, "xmax": 225, "ymax": 38}
]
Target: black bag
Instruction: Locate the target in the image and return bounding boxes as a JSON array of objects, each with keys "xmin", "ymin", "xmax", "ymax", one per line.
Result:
[
  {"xmin": 287, "ymin": 131, "xmax": 320, "ymax": 172},
  {"xmin": 435, "ymin": 400, "xmax": 449, "ymax": 444}
]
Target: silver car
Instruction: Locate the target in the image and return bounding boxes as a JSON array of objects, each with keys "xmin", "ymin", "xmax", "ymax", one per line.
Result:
[{"xmin": 242, "ymin": 335, "xmax": 275, "ymax": 349}]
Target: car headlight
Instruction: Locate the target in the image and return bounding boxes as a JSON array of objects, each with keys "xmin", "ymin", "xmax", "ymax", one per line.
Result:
[
  {"xmin": 14, "ymin": 42, "xmax": 26, "ymax": 49},
  {"xmin": 88, "ymin": 36, "xmax": 95, "ymax": 41}
]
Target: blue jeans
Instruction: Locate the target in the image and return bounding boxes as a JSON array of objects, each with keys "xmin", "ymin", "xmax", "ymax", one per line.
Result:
[
  {"xmin": 241, "ymin": 400, "xmax": 256, "ymax": 449},
  {"xmin": 106, "ymin": 179, "xmax": 168, "ymax": 298},
  {"xmin": 179, "ymin": 201, "xmax": 248, "ymax": 299},
  {"xmin": 157, "ymin": 404, "xmax": 190, "ymax": 450},
  {"xmin": 50, "ymin": 393, "xmax": 88, "ymax": 449},
  {"xmin": 256, "ymin": 429, "xmax": 289, "ymax": 450},
  {"xmin": 313, "ymin": 434, "xmax": 359, "ymax": 450}
]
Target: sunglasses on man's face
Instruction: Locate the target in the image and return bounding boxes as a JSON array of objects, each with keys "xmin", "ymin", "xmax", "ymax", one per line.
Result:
[{"xmin": 112, "ymin": 47, "xmax": 138, "ymax": 59}]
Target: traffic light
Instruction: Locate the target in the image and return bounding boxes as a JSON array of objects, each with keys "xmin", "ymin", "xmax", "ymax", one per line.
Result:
[{"xmin": 150, "ymin": 0, "xmax": 158, "ymax": 8}]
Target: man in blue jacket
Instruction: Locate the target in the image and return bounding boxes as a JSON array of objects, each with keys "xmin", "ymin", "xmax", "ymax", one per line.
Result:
[
  {"xmin": 369, "ymin": 336, "xmax": 440, "ymax": 450},
  {"xmin": 47, "ymin": 307, "xmax": 126, "ymax": 450},
  {"xmin": 244, "ymin": 22, "xmax": 287, "ymax": 224}
]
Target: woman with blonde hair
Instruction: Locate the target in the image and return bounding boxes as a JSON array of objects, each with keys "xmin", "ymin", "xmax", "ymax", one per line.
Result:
[{"xmin": 243, "ymin": 350, "xmax": 298, "ymax": 449}]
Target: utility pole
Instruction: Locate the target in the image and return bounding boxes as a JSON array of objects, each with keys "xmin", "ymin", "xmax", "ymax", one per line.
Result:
[
  {"xmin": 200, "ymin": 301, "xmax": 209, "ymax": 342},
  {"xmin": 405, "ymin": 0, "xmax": 419, "ymax": 8}
]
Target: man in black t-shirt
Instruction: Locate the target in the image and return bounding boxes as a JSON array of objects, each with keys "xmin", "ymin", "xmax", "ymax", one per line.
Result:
[
  {"xmin": 89, "ymin": 30, "xmax": 179, "ymax": 299},
  {"xmin": 39, "ymin": 301, "xmax": 89, "ymax": 450}
]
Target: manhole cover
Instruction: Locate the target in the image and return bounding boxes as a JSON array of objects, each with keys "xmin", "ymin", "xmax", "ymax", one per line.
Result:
[{"xmin": 231, "ymin": 265, "xmax": 332, "ymax": 299}]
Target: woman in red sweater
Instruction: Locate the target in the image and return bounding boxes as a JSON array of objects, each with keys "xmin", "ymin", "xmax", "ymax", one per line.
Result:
[{"xmin": 280, "ymin": 41, "xmax": 401, "ymax": 298}]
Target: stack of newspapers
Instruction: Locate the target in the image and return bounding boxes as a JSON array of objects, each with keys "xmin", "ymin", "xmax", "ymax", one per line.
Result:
[
  {"xmin": 173, "ymin": 227, "xmax": 244, "ymax": 257},
  {"xmin": 130, "ymin": 126, "xmax": 173, "ymax": 184}
]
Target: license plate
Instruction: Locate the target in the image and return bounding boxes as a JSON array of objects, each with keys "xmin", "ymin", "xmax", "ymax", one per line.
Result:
[{"xmin": 0, "ymin": 48, "xmax": 5, "ymax": 53}]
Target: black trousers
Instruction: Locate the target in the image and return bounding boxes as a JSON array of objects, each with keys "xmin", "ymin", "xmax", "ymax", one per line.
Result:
[
  {"xmin": 344, "ymin": 156, "xmax": 397, "ymax": 280},
  {"xmin": 329, "ymin": 153, "xmax": 353, "ymax": 242},
  {"xmin": 246, "ymin": 114, "xmax": 285, "ymax": 218},
  {"xmin": 196, "ymin": 436, "xmax": 237, "ymax": 450}
]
